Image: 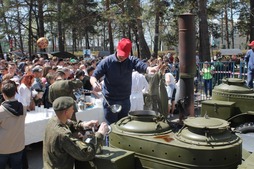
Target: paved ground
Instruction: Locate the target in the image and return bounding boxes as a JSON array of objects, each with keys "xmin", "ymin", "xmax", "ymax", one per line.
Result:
[
  {"xmin": 5, "ymin": 142, "xmax": 43, "ymax": 169},
  {"xmin": 27, "ymin": 142, "xmax": 43, "ymax": 169},
  {"xmin": 237, "ymin": 133, "xmax": 254, "ymax": 153}
]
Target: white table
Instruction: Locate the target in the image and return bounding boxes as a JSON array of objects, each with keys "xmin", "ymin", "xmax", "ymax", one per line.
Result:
[{"xmin": 25, "ymin": 106, "xmax": 104, "ymax": 145}]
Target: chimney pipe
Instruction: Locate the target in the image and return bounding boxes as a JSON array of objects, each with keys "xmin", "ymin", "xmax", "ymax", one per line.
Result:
[{"xmin": 178, "ymin": 13, "xmax": 196, "ymax": 117}]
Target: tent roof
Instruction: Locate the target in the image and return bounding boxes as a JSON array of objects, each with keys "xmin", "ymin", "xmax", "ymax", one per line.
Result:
[
  {"xmin": 219, "ymin": 49, "xmax": 243, "ymax": 55},
  {"xmin": 98, "ymin": 51, "xmax": 110, "ymax": 58}
]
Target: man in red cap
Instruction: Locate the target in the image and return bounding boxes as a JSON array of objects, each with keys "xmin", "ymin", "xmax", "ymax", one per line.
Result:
[
  {"xmin": 245, "ymin": 40, "xmax": 254, "ymax": 88},
  {"xmin": 90, "ymin": 38, "xmax": 158, "ymax": 125}
]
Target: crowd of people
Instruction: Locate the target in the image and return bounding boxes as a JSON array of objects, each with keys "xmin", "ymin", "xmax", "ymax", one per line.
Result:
[
  {"xmin": 195, "ymin": 51, "xmax": 248, "ymax": 99},
  {"xmin": 3, "ymin": 38, "xmax": 254, "ymax": 169},
  {"xmin": 0, "ymin": 38, "xmax": 182, "ymax": 169},
  {"xmin": 2, "ymin": 37, "xmax": 252, "ymax": 168}
]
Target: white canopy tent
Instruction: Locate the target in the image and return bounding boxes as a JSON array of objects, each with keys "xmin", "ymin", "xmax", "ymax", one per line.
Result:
[{"xmin": 219, "ymin": 49, "xmax": 243, "ymax": 56}]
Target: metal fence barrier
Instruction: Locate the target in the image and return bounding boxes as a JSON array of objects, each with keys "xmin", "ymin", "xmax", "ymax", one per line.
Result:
[{"xmin": 194, "ymin": 61, "xmax": 247, "ymax": 102}]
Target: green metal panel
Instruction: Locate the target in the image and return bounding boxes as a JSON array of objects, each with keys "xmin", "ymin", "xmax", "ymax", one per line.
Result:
[
  {"xmin": 211, "ymin": 78, "xmax": 254, "ymax": 114},
  {"xmin": 109, "ymin": 115, "xmax": 242, "ymax": 169},
  {"xmin": 201, "ymin": 100, "xmax": 236, "ymax": 119},
  {"xmin": 84, "ymin": 146, "xmax": 135, "ymax": 169}
]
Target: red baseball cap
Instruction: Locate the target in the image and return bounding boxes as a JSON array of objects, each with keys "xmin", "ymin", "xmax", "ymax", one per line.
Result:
[
  {"xmin": 248, "ymin": 40, "xmax": 254, "ymax": 46},
  {"xmin": 117, "ymin": 38, "xmax": 132, "ymax": 58}
]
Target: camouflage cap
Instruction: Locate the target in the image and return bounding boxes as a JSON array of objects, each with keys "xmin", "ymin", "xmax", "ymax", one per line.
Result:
[
  {"xmin": 32, "ymin": 65, "xmax": 43, "ymax": 73},
  {"xmin": 56, "ymin": 68, "xmax": 65, "ymax": 74},
  {"xmin": 53, "ymin": 96, "xmax": 74, "ymax": 111}
]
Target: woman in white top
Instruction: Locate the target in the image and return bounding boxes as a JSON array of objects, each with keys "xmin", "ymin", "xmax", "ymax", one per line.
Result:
[
  {"xmin": 130, "ymin": 71, "xmax": 149, "ymax": 111},
  {"xmin": 18, "ymin": 74, "xmax": 35, "ymax": 111},
  {"xmin": 165, "ymin": 71, "xmax": 176, "ymax": 117}
]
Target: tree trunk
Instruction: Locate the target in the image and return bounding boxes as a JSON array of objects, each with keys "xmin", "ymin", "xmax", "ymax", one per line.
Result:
[
  {"xmin": 103, "ymin": 23, "xmax": 106, "ymax": 50},
  {"xmin": 57, "ymin": 0, "xmax": 64, "ymax": 52},
  {"xmin": 132, "ymin": 27, "xmax": 140, "ymax": 58},
  {"xmin": 38, "ymin": 0, "xmax": 44, "ymax": 37},
  {"xmin": 16, "ymin": 0, "xmax": 24, "ymax": 54},
  {"xmin": 250, "ymin": 0, "xmax": 254, "ymax": 41},
  {"xmin": 0, "ymin": 44, "xmax": 3, "ymax": 59},
  {"xmin": 1, "ymin": 1, "xmax": 12, "ymax": 52},
  {"xmin": 221, "ymin": 13, "xmax": 224, "ymax": 48},
  {"xmin": 153, "ymin": 0, "xmax": 160, "ymax": 58},
  {"xmin": 72, "ymin": 28, "xmax": 77, "ymax": 52},
  {"xmin": 128, "ymin": 24, "xmax": 133, "ymax": 56},
  {"xmin": 38, "ymin": 0, "xmax": 46, "ymax": 53},
  {"xmin": 120, "ymin": 2, "xmax": 126, "ymax": 37},
  {"xmin": 85, "ymin": 31, "xmax": 90, "ymax": 49},
  {"xmin": 49, "ymin": 16, "xmax": 56, "ymax": 52},
  {"xmin": 134, "ymin": 0, "xmax": 151, "ymax": 59},
  {"xmin": 225, "ymin": 4, "xmax": 230, "ymax": 48},
  {"xmin": 28, "ymin": 0, "xmax": 33, "ymax": 60},
  {"xmin": 137, "ymin": 19, "xmax": 151, "ymax": 59},
  {"xmin": 198, "ymin": 0, "xmax": 210, "ymax": 62},
  {"xmin": 106, "ymin": 0, "xmax": 114, "ymax": 54},
  {"xmin": 230, "ymin": 0, "xmax": 234, "ymax": 48}
]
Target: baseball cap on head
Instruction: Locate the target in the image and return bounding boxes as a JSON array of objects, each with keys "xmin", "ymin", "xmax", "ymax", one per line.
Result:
[
  {"xmin": 117, "ymin": 38, "xmax": 132, "ymax": 58},
  {"xmin": 32, "ymin": 65, "xmax": 43, "ymax": 73},
  {"xmin": 248, "ymin": 40, "xmax": 254, "ymax": 47}
]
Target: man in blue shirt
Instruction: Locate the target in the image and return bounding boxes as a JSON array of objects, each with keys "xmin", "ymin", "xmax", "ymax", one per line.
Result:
[
  {"xmin": 245, "ymin": 40, "xmax": 254, "ymax": 88},
  {"xmin": 90, "ymin": 38, "xmax": 158, "ymax": 124}
]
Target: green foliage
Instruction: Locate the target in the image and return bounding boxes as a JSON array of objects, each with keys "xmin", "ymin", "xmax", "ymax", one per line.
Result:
[
  {"xmin": 0, "ymin": 0, "xmax": 252, "ymax": 54},
  {"xmin": 235, "ymin": 0, "xmax": 250, "ymax": 38}
]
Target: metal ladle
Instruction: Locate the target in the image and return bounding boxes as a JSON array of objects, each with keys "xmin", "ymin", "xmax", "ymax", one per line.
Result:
[{"xmin": 95, "ymin": 82, "xmax": 122, "ymax": 113}]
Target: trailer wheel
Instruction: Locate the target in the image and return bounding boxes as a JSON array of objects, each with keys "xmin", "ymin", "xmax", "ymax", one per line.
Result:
[{"xmin": 235, "ymin": 122, "xmax": 254, "ymax": 133}]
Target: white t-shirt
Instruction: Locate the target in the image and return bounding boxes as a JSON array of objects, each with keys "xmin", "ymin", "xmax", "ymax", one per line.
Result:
[
  {"xmin": 18, "ymin": 83, "xmax": 31, "ymax": 106},
  {"xmin": 165, "ymin": 72, "xmax": 175, "ymax": 98},
  {"xmin": 130, "ymin": 71, "xmax": 149, "ymax": 111}
]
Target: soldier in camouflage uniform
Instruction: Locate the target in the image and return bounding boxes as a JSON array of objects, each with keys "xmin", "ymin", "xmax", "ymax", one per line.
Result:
[
  {"xmin": 43, "ymin": 96, "xmax": 109, "ymax": 169},
  {"xmin": 48, "ymin": 70, "xmax": 83, "ymax": 121}
]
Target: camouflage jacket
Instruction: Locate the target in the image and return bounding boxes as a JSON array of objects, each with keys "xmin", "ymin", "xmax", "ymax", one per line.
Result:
[
  {"xmin": 48, "ymin": 79, "xmax": 83, "ymax": 103},
  {"xmin": 43, "ymin": 116, "xmax": 104, "ymax": 169}
]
